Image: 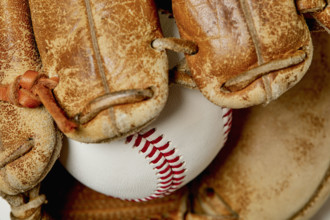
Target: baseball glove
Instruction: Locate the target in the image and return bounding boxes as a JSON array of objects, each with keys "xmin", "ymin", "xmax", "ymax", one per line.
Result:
[
  {"xmin": 26, "ymin": 0, "xmax": 172, "ymax": 143},
  {"xmin": 157, "ymin": 0, "xmax": 329, "ymax": 109},
  {"xmin": 1, "ymin": 0, "xmax": 330, "ymax": 219},
  {"xmin": 0, "ymin": 0, "xmax": 62, "ymax": 219},
  {"xmin": 33, "ymin": 24, "xmax": 330, "ymax": 220},
  {"xmin": 187, "ymin": 31, "xmax": 330, "ymax": 220}
]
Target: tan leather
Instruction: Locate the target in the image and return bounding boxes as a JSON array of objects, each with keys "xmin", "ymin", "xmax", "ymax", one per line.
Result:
[
  {"xmin": 190, "ymin": 32, "xmax": 330, "ymax": 220},
  {"xmin": 0, "ymin": 0, "xmax": 61, "ymax": 195},
  {"xmin": 1, "ymin": 185, "xmax": 46, "ymax": 220},
  {"xmin": 36, "ymin": 32, "xmax": 330, "ymax": 220},
  {"xmin": 296, "ymin": 0, "xmax": 326, "ymax": 13},
  {"xmin": 29, "ymin": 0, "xmax": 169, "ymax": 143},
  {"xmin": 296, "ymin": 0, "xmax": 330, "ymax": 34},
  {"xmin": 172, "ymin": 0, "xmax": 313, "ymax": 108},
  {"xmin": 313, "ymin": 4, "xmax": 330, "ymax": 33}
]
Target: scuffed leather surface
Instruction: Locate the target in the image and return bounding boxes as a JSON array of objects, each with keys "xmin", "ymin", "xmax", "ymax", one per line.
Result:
[
  {"xmin": 0, "ymin": 0, "xmax": 61, "ymax": 195},
  {"xmin": 0, "ymin": 0, "xmax": 40, "ymax": 83},
  {"xmin": 29, "ymin": 0, "xmax": 168, "ymax": 143},
  {"xmin": 296, "ymin": 0, "xmax": 326, "ymax": 12},
  {"xmin": 313, "ymin": 4, "xmax": 330, "ymax": 33},
  {"xmin": 13, "ymin": 29, "xmax": 329, "ymax": 220},
  {"xmin": 172, "ymin": 0, "xmax": 312, "ymax": 108},
  {"xmin": 192, "ymin": 32, "xmax": 330, "ymax": 220}
]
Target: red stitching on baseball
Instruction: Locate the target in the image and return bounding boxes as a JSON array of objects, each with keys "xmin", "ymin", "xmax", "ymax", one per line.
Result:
[
  {"xmin": 140, "ymin": 142, "xmax": 150, "ymax": 153},
  {"xmin": 161, "ymin": 171, "xmax": 174, "ymax": 180},
  {"xmin": 173, "ymin": 169, "xmax": 185, "ymax": 175},
  {"xmin": 224, "ymin": 118, "xmax": 232, "ymax": 127},
  {"xmin": 126, "ymin": 129, "xmax": 186, "ymax": 201},
  {"xmin": 126, "ymin": 135, "xmax": 133, "ymax": 143},
  {"xmin": 167, "ymin": 156, "xmax": 180, "ymax": 163},
  {"xmin": 172, "ymin": 182, "xmax": 183, "ymax": 186},
  {"xmin": 133, "ymin": 135, "xmax": 142, "ymax": 146},
  {"xmin": 142, "ymin": 128, "xmax": 155, "ymax": 138},
  {"xmin": 161, "ymin": 179, "xmax": 172, "ymax": 185},
  {"xmin": 159, "ymin": 165, "xmax": 171, "ymax": 174},
  {"xmin": 155, "ymin": 158, "xmax": 166, "ymax": 168},
  {"xmin": 125, "ymin": 108, "xmax": 232, "ymax": 202},
  {"xmin": 171, "ymin": 162, "xmax": 184, "ymax": 169},
  {"xmin": 158, "ymin": 142, "xmax": 170, "ymax": 151},
  {"xmin": 160, "ymin": 184, "xmax": 172, "ymax": 189},
  {"xmin": 151, "ymin": 154, "xmax": 163, "ymax": 164},
  {"xmin": 151, "ymin": 136, "xmax": 163, "ymax": 144},
  {"xmin": 222, "ymin": 108, "xmax": 232, "ymax": 142},
  {"xmin": 173, "ymin": 176, "xmax": 185, "ymax": 181},
  {"xmin": 163, "ymin": 149, "xmax": 175, "ymax": 157},
  {"xmin": 147, "ymin": 147, "xmax": 157, "ymax": 157}
]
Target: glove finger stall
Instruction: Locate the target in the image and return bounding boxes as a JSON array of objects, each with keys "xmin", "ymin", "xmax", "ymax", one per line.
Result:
[
  {"xmin": 0, "ymin": 0, "xmax": 61, "ymax": 195},
  {"xmin": 172, "ymin": 0, "xmax": 313, "ymax": 108},
  {"xmin": 29, "ymin": 0, "xmax": 169, "ymax": 143}
]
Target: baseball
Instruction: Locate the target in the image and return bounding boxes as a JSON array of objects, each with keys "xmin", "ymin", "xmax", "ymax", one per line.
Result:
[
  {"xmin": 57, "ymin": 8, "xmax": 232, "ymax": 202},
  {"xmin": 60, "ymin": 84, "xmax": 231, "ymax": 201}
]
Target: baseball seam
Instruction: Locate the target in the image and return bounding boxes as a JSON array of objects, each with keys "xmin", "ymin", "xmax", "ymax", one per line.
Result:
[
  {"xmin": 126, "ymin": 107, "xmax": 232, "ymax": 202},
  {"xmin": 126, "ymin": 128, "xmax": 185, "ymax": 202},
  {"xmin": 222, "ymin": 108, "xmax": 233, "ymax": 143}
]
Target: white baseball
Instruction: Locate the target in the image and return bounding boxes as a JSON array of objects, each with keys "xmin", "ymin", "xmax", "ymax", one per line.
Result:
[{"xmin": 60, "ymin": 84, "xmax": 232, "ymax": 201}]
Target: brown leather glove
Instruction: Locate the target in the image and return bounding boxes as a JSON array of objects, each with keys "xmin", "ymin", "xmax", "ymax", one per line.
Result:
[
  {"xmin": 27, "ymin": 0, "xmax": 169, "ymax": 143},
  {"xmin": 40, "ymin": 31, "xmax": 330, "ymax": 220},
  {"xmin": 0, "ymin": 1, "xmax": 61, "ymax": 219}
]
